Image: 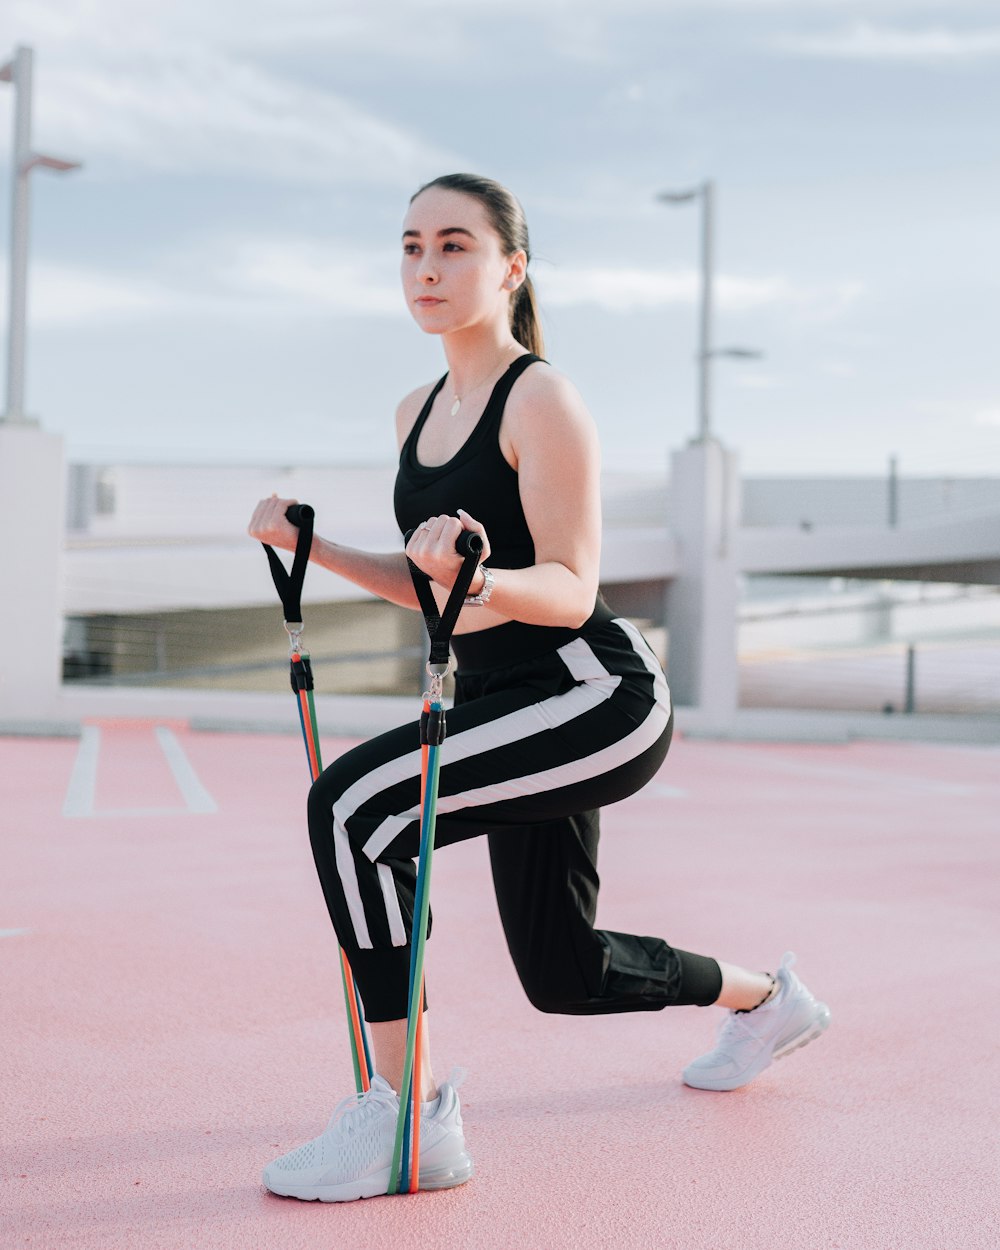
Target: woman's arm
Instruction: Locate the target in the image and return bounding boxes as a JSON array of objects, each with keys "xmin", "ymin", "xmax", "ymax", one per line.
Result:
[
  {"xmin": 247, "ymin": 384, "xmax": 440, "ymax": 611},
  {"xmin": 405, "ymin": 369, "xmax": 602, "ymax": 630},
  {"xmin": 247, "ymin": 495, "xmax": 421, "ymax": 611}
]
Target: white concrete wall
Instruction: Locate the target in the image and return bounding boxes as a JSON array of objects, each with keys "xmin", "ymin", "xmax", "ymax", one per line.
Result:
[{"xmin": 49, "ymin": 458, "xmax": 1000, "ymax": 727}]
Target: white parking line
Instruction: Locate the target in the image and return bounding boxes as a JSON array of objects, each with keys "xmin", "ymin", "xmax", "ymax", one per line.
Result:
[
  {"xmin": 62, "ymin": 724, "xmax": 100, "ymax": 817},
  {"xmin": 62, "ymin": 725, "xmax": 217, "ymax": 817},
  {"xmin": 155, "ymin": 726, "xmax": 217, "ymax": 814}
]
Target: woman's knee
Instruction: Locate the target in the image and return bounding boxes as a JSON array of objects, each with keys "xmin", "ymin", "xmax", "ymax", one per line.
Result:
[{"xmin": 516, "ymin": 965, "xmax": 592, "ymax": 1015}]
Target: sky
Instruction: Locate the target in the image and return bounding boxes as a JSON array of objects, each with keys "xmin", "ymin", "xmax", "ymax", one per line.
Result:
[{"xmin": 1, "ymin": 0, "xmax": 998, "ymax": 476}]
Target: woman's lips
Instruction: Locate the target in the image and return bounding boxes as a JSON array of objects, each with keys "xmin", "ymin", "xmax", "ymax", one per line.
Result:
[{"xmin": 415, "ymin": 296, "xmax": 444, "ymax": 306}]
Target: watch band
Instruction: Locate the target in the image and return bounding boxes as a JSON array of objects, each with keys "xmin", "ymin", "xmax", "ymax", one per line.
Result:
[{"xmin": 463, "ymin": 564, "xmax": 494, "ymax": 607}]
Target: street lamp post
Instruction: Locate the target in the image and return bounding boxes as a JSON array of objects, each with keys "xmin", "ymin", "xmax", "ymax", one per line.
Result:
[
  {"xmin": 0, "ymin": 45, "xmax": 82, "ymax": 424},
  {"xmin": 655, "ymin": 179, "xmax": 760, "ymax": 723},
  {"xmin": 656, "ymin": 181, "xmax": 761, "ymax": 444},
  {"xmin": 0, "ymin": 44, "xmax": 82, "ymax": 718}
]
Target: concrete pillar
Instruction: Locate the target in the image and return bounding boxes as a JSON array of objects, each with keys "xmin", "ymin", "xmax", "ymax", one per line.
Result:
[
  {"xmin": 0, "ymin": 423, "xmax": 66, "ymax": 717},
  {"xmin": 663, "ymin": 438, "xmax": 741, "ymax": 718}
]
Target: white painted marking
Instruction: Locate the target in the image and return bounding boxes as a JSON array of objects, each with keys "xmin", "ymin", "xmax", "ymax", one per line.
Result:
[
  {"xmin": 155, "ymin": 727, "xmax": 217, "ymax": 814},
  {"xmin": 0, "ymin": 928, "xmax": 30, "ymax": 938},
  {"xmin": 62, "ymin": 724, "xmax": 217, "ymax": 818},
  {"xmin": 62, "ymin": 725, "xmax": 99, "ymax": 817}
]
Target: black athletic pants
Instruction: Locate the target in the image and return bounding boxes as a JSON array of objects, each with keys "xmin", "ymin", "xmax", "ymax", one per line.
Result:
[{"xmin": 307, "ymin": 606, "xmax": 723, "ymax": 1022}]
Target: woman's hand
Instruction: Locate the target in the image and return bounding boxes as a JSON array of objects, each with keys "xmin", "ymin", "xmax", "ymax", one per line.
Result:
[
  {"xmin": 248, "ymin": 494, "xmax": 302, "ymax": 552},
  {"xmin": 405, "ymin": 509, "xmax": 492, "ymax": 590}
]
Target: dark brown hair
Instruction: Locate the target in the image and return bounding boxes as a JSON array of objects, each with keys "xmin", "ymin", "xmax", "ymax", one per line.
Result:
[{"xmin": 410, "ymin": 173, "xmax": 545, "ymax": 358}]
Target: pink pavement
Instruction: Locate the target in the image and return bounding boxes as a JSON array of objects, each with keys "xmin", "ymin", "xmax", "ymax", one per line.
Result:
[{"xmin": 2, "ymin": 720, "xmax": 998, "ymax": 1249}]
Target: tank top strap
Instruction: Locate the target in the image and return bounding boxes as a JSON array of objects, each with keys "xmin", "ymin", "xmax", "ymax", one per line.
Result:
[
  {"xmin": 400, "ymin": 374, "xmax": 449, "ymax": 458},
  {"xmin": 480, "ymin": 353, "xmax": 545, "ymax": 427}
]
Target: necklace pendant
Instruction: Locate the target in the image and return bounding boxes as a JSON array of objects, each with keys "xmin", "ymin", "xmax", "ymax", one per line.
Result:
[{"xmin": 450, "ymin": 397, "xmax": 461, "ymax": 417}]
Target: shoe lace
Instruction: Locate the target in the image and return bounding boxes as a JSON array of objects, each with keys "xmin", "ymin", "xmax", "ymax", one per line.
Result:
[
  {"xmin": 325, "ymin": 1083, "xmax": 398, "ymax": 1138},
  {"xmin": 716, "ymin": 1011, "xmax": 759, "ymax": 1048}
]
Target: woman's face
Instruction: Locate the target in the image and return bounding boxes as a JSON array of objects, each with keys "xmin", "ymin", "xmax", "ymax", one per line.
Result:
[{"xmin": 401, "ymin": 186, "xmax": 521, "ymax": 336}]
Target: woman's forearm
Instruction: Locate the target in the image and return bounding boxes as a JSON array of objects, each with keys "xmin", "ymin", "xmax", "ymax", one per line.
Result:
[
  {"xmin": 309, "ymin": 537, "xmax": 420, "ymax": 611},
  {"xmin": 307, "ymin": 537, "xmax": 595, "ymax": 626},
  {"xmin": 306, "ymin": 537, "xmax": 596, "ymax": 628}
]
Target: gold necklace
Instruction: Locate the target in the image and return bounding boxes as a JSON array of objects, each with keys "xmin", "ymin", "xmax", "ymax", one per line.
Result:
[{"xmin": 450, "ymin": 345, "xmax": 517, "ymax": 417}]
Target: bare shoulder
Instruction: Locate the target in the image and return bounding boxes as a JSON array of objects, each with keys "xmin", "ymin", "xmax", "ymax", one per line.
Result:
[
  {"xmin": 394, "ymin": 381, "xmax": 439, "ymax": 450},
  {"xmin": 504, "ymin": 360, "xmax": 598, "ymax": 454}
]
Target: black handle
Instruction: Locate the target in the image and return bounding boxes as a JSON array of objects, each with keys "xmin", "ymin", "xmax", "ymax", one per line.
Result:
[
  {"xmin": 457, "ymin": 530, "xmax": 484, "ymax": 559},
  {"xmin": 404, "ymin": 524, "xmax": 486, "ymax": 667},
  {"xmin": 285, "ymin": 503, "xmax": 315, "ymax": 528},
  {"xmin": 263, "ymin": 502, "xmax": 315, "ymax": 624}
]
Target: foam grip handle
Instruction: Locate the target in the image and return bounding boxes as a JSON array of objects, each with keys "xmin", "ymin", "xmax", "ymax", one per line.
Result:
[
  {"xmin": 455, "ymin": 530, "xmax": 484, "ymax": 559},
  {"xmin": 285, "ymin": 503, "xmax": 315, "ymax": 528}
]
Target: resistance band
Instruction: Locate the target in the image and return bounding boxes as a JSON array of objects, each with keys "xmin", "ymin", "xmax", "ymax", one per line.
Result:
[
  {"xmin": 388, "ymin": 526, "xmax": 483, "ymax": 1195},
  {"xmin": 261, "ymin": 504, "xmax": 373, "ymax": 1094}
]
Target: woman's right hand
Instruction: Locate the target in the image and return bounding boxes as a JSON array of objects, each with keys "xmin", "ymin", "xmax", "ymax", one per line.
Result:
[{"xmin": 247, "ymin": 494, "xmax": 301, "ymax": 552}]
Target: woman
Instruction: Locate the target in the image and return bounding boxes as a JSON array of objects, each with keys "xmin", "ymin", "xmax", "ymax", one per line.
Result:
[{"xmin": 249, "ymin": 173, "xmax": 830, "ymax": 1204}]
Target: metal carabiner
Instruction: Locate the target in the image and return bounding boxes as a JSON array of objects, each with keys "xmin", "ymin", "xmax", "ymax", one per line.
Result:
[
  {"xmin": 284, "ymin": 620, "xmax": 304, "ymax": 657},
  {"xmin": 424, "ymin": 660, "xmax": 450, "ymax": 704}
]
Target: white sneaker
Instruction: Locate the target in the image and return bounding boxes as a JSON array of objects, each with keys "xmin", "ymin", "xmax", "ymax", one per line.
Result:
[
  {"xmin": 682, "ymin": 952, "xmax": 830, "ymax": 1092},
  {"xmin": 262, "ymin": 1074, "xmax": 474, "ymax": 1202}
]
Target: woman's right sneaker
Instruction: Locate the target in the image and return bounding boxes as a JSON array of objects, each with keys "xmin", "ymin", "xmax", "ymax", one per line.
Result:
[
  {"xmin": 682, "ymin": 951, "xmax": 830, "ymax": 1092},
  {"xmin": 262, "ymin": 1074, "xmax": 473, "ymax": 1202}
]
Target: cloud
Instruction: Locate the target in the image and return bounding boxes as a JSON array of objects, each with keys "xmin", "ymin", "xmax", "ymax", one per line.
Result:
[
  {"xmin": 536, "ymin": 266, "xmax": 864, "ymax": 315},
  {"xmin": 213, "ymin": 238, "xmax": 404, "ymax": 315},
  {"xmin": 818, "ymin": 360, "xmax": 858, "ymax": 379},
  {"xmin": 4, "ymin": 6, "xmax": 462, "ymax": 184},
  {"xmin": 733, "ymin": 373, "xmax": 779, "ymax": 389},
  {"xmin": 772, "ymin": 23, "xmax": 1000, "ymax": 63},
  {"xmin": 7, "ymin": 0, "xmax": 465, "ymax": 59},
  {"xmin": 0, "ymin": 237, "xmax": 408, "ymax": 329},
  {"xmin": 973, "ymin": 409, "xmax": 1000, "ymax": 427},
  {"xmin": 0, "ymin": 262, "xmax": 180, "ymax": 327}
]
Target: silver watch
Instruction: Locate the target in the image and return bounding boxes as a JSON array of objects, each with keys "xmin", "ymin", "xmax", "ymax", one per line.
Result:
[{"xmin": 464, "ymin": 564, "xmax": 495, "ymax": 607}]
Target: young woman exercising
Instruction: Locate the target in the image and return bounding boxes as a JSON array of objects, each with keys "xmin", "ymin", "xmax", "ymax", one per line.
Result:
[{"xmin": 248, "ymin": 173, "xmax": 830, "ymax": 1203}]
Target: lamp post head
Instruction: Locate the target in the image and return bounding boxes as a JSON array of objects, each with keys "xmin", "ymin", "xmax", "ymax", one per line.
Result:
[
  {"xmin": 712, "ymin": 347, "xmax": 764, "ymax": 360},
  {"xmin": 656, "ymin": 189, "xmax": 699, "ymax": 205},
  {"xmin": 22, "ymin": 153, "xmax": 83, "ymax": 175}
]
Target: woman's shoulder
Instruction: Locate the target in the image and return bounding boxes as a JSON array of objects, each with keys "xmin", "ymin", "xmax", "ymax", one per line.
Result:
[
  {"xmin": 395, "ymin": 378, "xmax": 442, "ymax": 448},
  {"xmin": 506, "ymin": 358, "xmax": 595, "ymax": 440}
]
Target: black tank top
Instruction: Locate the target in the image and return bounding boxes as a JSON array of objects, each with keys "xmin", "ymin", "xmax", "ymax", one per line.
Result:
[{"xmin": 393, "ymin": 353, "xmax": 543, "ymax": 568}]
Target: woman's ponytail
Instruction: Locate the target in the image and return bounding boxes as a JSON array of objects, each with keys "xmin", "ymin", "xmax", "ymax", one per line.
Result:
[{"xmin": 511, "ymin": 275, "xmax": 545, "ymax": 358}]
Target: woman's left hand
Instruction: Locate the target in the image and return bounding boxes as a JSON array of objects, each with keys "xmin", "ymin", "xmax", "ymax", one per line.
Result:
[{"xmin": 405, "ymin": 509, "xmax": 492, "ymax": 590}]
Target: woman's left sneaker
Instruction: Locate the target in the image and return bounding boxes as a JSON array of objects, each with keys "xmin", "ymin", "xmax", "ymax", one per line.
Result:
[
  {"xmin": 682, "ymin": 952, "xmax": 830, "ymax": 1091},
  {"xmin": 263, "ymin": 1074, "xmax": 473, "ymax": 1202}
]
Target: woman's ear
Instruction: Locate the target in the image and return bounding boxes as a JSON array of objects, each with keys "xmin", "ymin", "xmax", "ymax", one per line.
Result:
[{"xmin": 504, "ymin": 249, "xmax": 528, "ymax": 291}]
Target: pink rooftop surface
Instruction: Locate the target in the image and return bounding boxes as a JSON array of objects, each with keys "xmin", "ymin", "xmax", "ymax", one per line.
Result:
[{"xmin": 2, "ymin": 719, "xmax": 998, "ymax": 1249}]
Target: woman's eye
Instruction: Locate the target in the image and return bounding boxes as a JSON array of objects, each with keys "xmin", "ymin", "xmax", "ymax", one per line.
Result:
[
  {"xmin": 402, "ymin": 243, "xmax": 420, "ymax": 255},
  {"xmin": 443, "ymin": 241, "xmax": 464, "ymax": 252}
]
